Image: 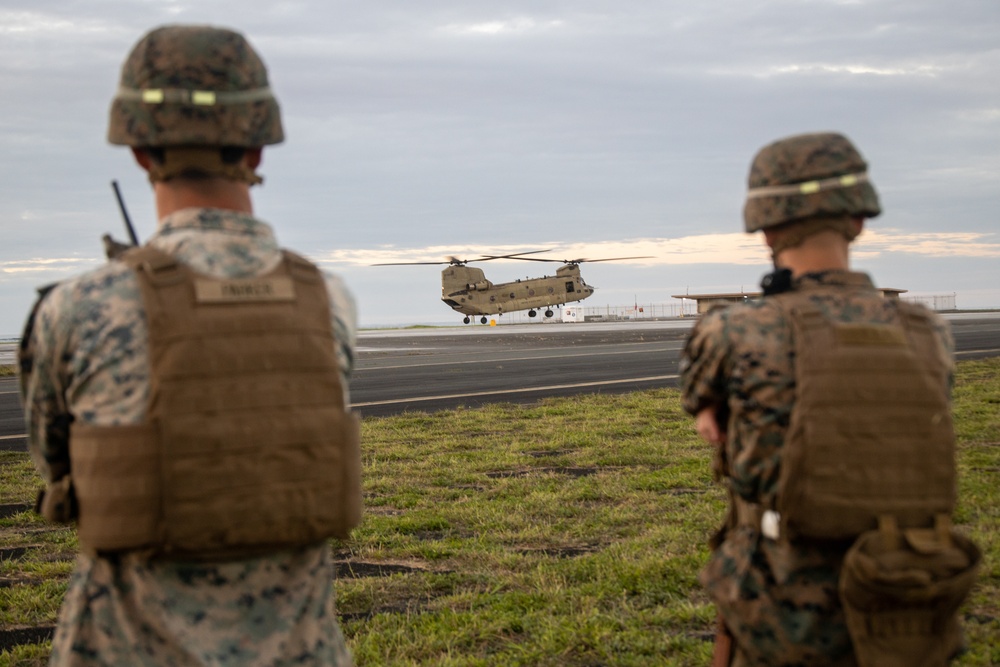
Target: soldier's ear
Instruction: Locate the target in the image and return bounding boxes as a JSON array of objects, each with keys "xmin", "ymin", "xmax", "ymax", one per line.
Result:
[
  {"xmin": 762, "ymin": 226, "xmax": 783, "ymax": 249},
  {"xmin": 245, "ymin": 148, "xmax": 263, "ymax": 170},
  {"xmin": 852, "ymin": 217, "xmax": 865, "ymax": 236},
  {"xmin": 131, "ymin": 147, "xmax": 154, "ymax": 173}
]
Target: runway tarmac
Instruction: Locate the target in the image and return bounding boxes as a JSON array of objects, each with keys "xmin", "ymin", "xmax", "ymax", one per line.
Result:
[{"xmin": 3, "ymin": 314, "xmax": 1000, "ymax": 452}]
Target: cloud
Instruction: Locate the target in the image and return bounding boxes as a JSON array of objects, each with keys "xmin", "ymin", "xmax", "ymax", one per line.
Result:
[
  {"xmin": 709, "ymin": 59, "xmax": 952, "ymax": 80},
  {"xmin": 855, "ymin": 229, "xmax": 1000, "ymax": 258},
  {"xmin": 0, "ymin": 10, "xmax": 103, "ymax": 35},
  {"xmin": 768, "ymin": 62, "xmax": 945, "ymax": 77},
  {"xmin": 312, "ymin": 228, "xmax": 1000, "ymax": 271},
  {"xmin": 0, "ymin": 257, "xmax": 101, "ymax": 280},
  {"xmin": 437, "ymin": 17, "xmax": 566, "ymax": 37}
]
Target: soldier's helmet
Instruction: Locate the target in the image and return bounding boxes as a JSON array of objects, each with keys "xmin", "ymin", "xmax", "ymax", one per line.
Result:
[
  {"xmin": 743, "ymin": 132, "xmax": 881, "ymax": 233},
  {"xmin": 108, "ymin": 25, "xmax": 283, "ymax": 148}
]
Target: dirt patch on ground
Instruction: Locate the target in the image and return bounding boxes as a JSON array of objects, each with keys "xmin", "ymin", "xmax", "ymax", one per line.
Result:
[
  {"xmin": 0, "ymin": 503, "xmax": 32, "ymax": 519},
  {"xmin": 515, "ymin": 543, "xmax": 602, "ymax": 559},
  {"xmin": 485, "ymin": 466, "xmax": 613, "ymax": 479},
  {"xmin": 0, "ymin": 626, "xmax": 56, "ymax": 653},
  {"xmin": 335, "ymin": 560, "xmax": 431, "ymax": 579},
  {"xmin": 0, "ymin": 545, "xmax": 35, "ymax": 561}
]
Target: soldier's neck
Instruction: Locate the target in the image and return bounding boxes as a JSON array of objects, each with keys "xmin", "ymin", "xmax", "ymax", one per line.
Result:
[
  {"xmin": 153, "ymin": 179, "xmax": 254, "ymax": 220},
  {"xmin": 773, "ymin": 235, "xmax": 851, "ymax": 278}
]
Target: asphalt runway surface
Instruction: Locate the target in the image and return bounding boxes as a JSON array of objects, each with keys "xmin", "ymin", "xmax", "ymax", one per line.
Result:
[{"xmin": 3, "ymin": 314, "xmax": 999, "ymax": 452}]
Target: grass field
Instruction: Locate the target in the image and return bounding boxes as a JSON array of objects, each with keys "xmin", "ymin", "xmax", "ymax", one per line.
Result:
[{"xmin": 2, "ymin": 358, "xmax": 998, "ymax": 666}]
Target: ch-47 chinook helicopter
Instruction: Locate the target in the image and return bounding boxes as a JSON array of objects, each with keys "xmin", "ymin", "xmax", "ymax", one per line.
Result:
[{"xmin": 374, "ymin": 251, "xmax": 651, "ymax": 324}]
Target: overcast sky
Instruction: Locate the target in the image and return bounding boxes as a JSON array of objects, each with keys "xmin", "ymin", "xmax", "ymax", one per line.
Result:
[{"xmin": 1, "ymin": 0, "xmax": 998, "ymax": 333}]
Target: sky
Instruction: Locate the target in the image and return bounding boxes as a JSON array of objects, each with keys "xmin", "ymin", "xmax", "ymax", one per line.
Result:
[{"xmin": 1, "ymin": 0, "xmax": 998, "ymax": 334}]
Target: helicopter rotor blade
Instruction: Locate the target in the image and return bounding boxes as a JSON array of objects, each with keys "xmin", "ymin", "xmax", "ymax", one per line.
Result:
[
  {"xmin": 473, "ymin": 250, "xmax": 554, "ymax": 262},
  {"xmin": 487, "ymin": 255, "xmax": 565, "ymax": 263},
  {"xmin": 370, "ymin": 260, "xmax": 455, "ymax": 266},
  {"xmin": 571, "ymin": 256, "xmax": 655, "ymax": 263},
  {"xmin": 373, "ymin": 249, "xmax": 554, "ymax": 267},
  {"xmin": 492, "ymin": 255, "xmax": 655, "ymax": 264},
  {"xmin": 371, "ymin": 250, "xmax": 651, "ymax": 267}
]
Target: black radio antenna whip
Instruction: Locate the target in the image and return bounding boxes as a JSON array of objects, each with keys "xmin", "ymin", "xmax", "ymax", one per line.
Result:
[{"xmin": 111, "ymin": 180, "xmax": 140, "ymax": 246}]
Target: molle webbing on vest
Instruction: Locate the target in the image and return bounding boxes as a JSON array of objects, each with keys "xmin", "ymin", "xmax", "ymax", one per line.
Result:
[
  {"xmin": 70, "ymin": 246, "xmax": 361, "ymax": 558},
  {"xmin": 775, "ymin": 294, "xmax": 955, "ymax": 541}
]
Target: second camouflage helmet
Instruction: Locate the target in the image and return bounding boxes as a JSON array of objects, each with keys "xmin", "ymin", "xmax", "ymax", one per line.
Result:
[
  {"xmin": 108, "ymin": 24, "xmax": 284, "ymax": 148},
  {"xmin": 743, "ymin": 132, "xmax": 881, "ymax": 233}
]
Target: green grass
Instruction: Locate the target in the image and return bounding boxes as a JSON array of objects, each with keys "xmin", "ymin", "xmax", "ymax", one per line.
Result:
[{"xmin": 1, "ymin": 359, "xmax": 998, "ymax": 666}]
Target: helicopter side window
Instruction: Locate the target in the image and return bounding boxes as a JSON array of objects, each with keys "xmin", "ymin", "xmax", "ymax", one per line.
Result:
[{"xmin": 565, "ymin": 282, "xmax": 575, "ymax": 293}]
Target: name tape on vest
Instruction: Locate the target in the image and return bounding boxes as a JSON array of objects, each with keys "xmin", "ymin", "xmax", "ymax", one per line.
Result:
[
  {"xmin": 194, "ymin": 277, "xmax": 296, "ymax": 303},
  {"xmin": 835, "ymin": 323, "xmax": 908, "ymax": 347}
]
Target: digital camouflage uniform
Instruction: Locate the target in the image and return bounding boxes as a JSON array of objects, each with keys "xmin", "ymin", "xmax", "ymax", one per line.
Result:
[
  {"xmin": 21, "ymin": 209, "xmax": 358, "ymax": 666},
  {"xmin": 679, "ymin": 132, "xmax": 961, "ymax": 666},
  {"xmin": 680, "ymin": 270, "xmax": 954, "ymax": 666}
]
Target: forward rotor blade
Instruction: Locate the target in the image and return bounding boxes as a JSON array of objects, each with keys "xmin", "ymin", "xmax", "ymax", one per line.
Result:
[
  {"xmin": 370, "ymin": 261, "xmax": 453, "ymax": 266},
  {"xmin": 496, "ymin": 255, "xmax": 655, "ymax": 264},
  {"xmin": 575, "ymin": 256, "xmax": 655, "ymax": 263},
  {"xmin": 373, "ymin": 249, "xmax": 553, "ymax": 266}
]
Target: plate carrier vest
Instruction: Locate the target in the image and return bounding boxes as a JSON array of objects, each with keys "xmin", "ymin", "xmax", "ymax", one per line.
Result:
[
  {"xmin": 773, "ymin": 291, "xmax": 956, "ymax": 541},
  {"xmin": 67, "ymin": 246, "xmax": 362, "ymax": 559}
]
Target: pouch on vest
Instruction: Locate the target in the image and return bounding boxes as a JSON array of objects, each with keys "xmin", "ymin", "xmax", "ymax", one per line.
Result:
[
  {"xmin": 68, "ymin": 246, "xmax": 363, "ymax": 559},
  {"xmin": 775, "ymin": 296, "xmax": 956, "ymax": 541},
  {"xmin": 839, "ymin": 515, "xmax": 980, "ymax": 667}
]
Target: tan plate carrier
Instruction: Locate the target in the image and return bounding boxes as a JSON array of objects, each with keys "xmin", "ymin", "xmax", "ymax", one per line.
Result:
[{"xmin": 67, "ymin": 246, "xmax": 362, "ymax": 559}]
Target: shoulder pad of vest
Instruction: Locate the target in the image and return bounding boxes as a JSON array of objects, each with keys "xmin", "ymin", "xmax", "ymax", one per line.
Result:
[{"xmin": 281, "ymin": 250, "xmax": 324, "ymax": 283}]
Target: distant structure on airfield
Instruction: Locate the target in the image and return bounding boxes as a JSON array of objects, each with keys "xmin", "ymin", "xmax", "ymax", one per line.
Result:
[
  {"xmin": 671, "ymin": 287, "xmax": 909, "ymax": 315},
  {"xmin": 487, "ymin": 289, "xmax": 959, "ymax": 325}
]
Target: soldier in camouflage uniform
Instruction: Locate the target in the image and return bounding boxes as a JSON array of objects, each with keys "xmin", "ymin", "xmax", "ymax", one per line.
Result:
[
  {"xmin": 20, "ymin": 25, "xmax": 357, "ymax": 666},
  {"xmin": 680, "ymin": 132, "xmax": 957, "ymax": 666}
]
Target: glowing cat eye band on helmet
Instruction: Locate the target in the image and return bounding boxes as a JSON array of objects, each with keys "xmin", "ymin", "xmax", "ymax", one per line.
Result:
[
  {"xmin": 113, "ymin": 86, "xmax": 277, "ymax": 107},
  {"xmin": 746, "ymin": 172, "xmax": 870, "ymax": 200}
]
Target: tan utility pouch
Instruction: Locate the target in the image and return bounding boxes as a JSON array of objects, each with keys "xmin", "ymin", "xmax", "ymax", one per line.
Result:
[{"xmin": 839, "ymin": 515, "xmax": 980, "ymax": 667}]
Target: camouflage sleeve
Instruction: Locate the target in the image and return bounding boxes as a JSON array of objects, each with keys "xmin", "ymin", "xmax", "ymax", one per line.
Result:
[
  {"xmin": 19, "ymin": 282, "xmax": 75, "ymax": 483},
  {"xmin": 323, "ymin": 272, "xmax": 358, "ymax": 382},
  {"xmin": 933, "ymin": 313, "xmax": 956, "ymax": 395},
  {"xmin": 680, "ymin": 309, "xmax": 731, "ymax": 416}
]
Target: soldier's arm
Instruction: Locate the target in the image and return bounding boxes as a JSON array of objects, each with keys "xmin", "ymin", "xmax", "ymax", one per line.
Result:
[
  {"xmin": 696, "ymin": 407, "xmax": 726, "ymax": 445},
  {"xmin": 323, "ymin": 272, "xmax": 358, "ymax": 396},
  {"xmin": 680, "ymin": 310, "xmax": 730, "ymax": 418},
  {"xmin": 19, "ymin": 285, "xmax": 75, "ymax": 483}
]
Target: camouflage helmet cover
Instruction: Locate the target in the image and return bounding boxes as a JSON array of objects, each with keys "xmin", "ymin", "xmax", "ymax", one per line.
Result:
[
  {"xmin": 743, "ymin": 132, "xmax": 881, "ymax": 232},
  {"xmin": 108, "ymin": 25, "xmax": 284, "ymax": 148}
]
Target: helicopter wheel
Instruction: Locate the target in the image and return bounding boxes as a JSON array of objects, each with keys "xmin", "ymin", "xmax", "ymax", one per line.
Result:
[
  {"xmin": 544, "ymin": 309, "xmax": 554, "ymax": 318},
  {"xmin": 480, "ymin": 316, "xmax": 488, "ymax": 324},
  {"xmin": 528, "ymin": 309, "xmax": 537, "ymax": 318},
  {"xmin": 463, "ymin": 316, "xmax": 470, "ymax": 324}
]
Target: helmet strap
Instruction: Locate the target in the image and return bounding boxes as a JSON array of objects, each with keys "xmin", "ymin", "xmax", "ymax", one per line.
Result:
[{"xmin": 147, "ymin": 147, "xmax": 263, "ymax": 185}]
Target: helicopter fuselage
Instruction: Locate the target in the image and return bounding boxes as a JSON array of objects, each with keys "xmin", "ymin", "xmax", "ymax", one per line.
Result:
[{"xmin": 441, "ymin": 264, "xmax": 594, "ymax": 317}]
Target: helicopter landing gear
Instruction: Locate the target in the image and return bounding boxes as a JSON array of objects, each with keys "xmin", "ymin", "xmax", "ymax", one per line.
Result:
[
  {"xmin": 463, "ymin": 316, "xmax": 471, "ymax": 324},
  {"xmin": 528, "ymin": 309, "xmax": 537, "ymax": 318},
  {"xmin": 544, "ymin": 309, "xmax": 554, "ymax": 318},
  {"xmin": 480, "ymin": 316, "xmax": 488, "ymax": 324}
]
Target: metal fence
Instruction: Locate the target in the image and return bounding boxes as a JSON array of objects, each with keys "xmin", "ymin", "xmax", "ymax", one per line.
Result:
[
  {"xmin": 563, "ymin": 301, "xmax": 697, "ymax": 322},
  {"xmin": 902, "ymin": 294, "xmax": 957, "ymax": 311}
]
